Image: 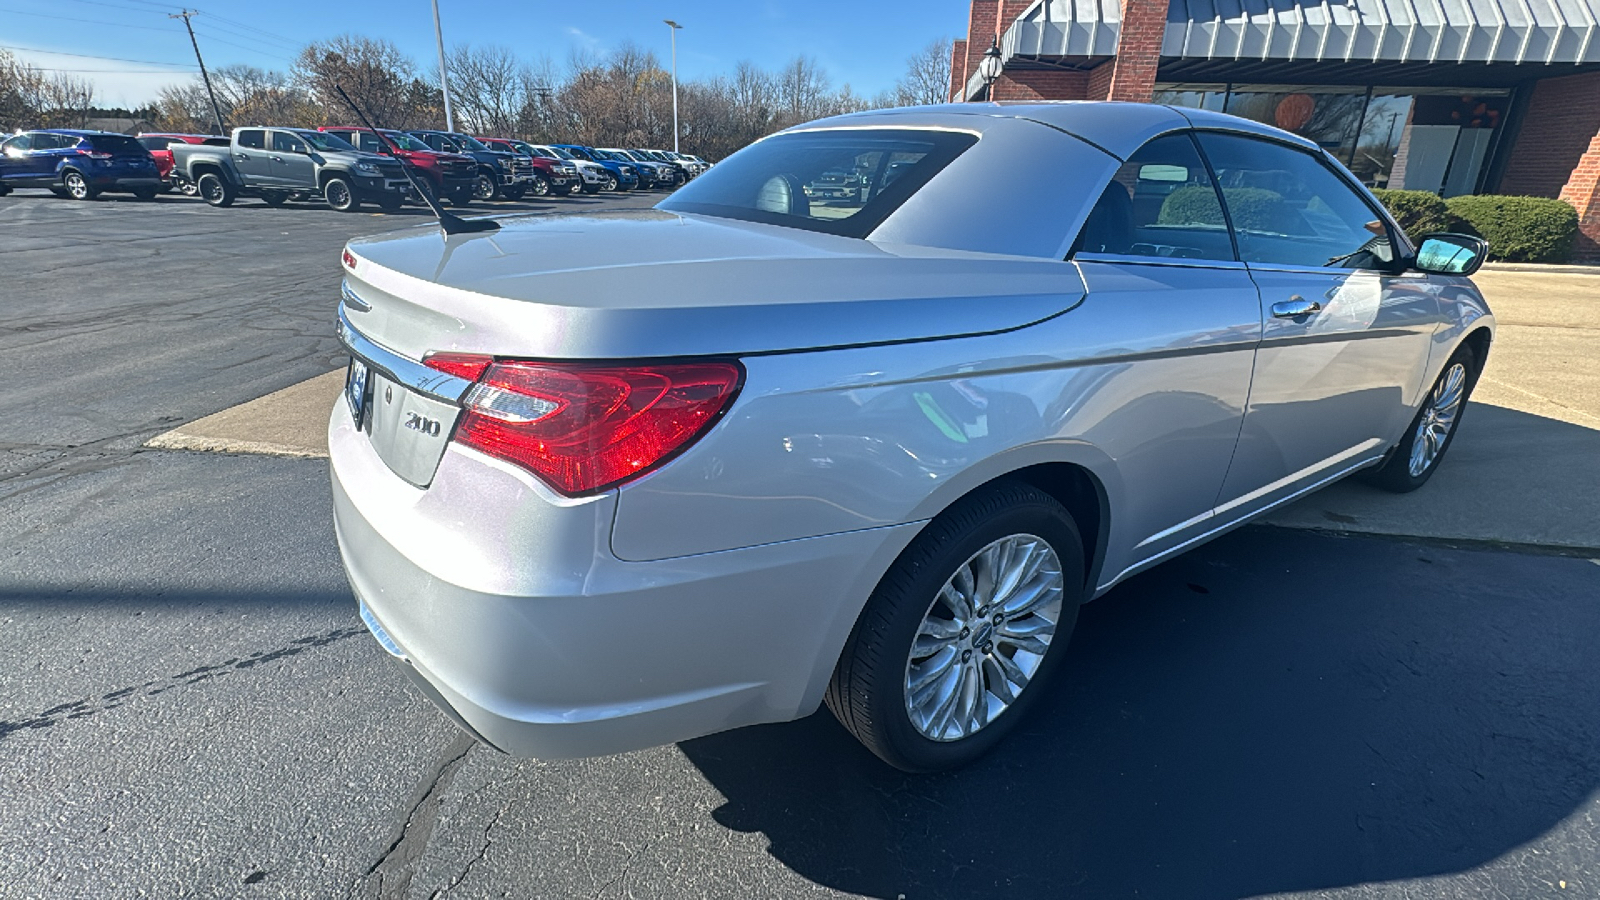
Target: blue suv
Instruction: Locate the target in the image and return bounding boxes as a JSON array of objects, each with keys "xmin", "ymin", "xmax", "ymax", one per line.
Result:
[
  {"xmin": 0, "ymin": 130, "xmax": 162, "ymax": 200},
  {"xmin": 553, "ymin": 144, "xmax": 638, "ymax": 191}
]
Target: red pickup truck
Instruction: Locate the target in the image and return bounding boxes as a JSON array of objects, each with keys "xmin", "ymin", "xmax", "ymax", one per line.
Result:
[{"xmin": 319, "ymin": 126, "xmax": 479, "ymax": 206}]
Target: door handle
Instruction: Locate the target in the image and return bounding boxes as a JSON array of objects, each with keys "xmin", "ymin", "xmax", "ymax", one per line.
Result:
[
  {"xmin": 270, "ymin": 155, "xmax": 284, "ymax": 162},
  {"xmin": 1271, "ymin": 295, "xmax": 1323, "ymax": 319},
  {"xmin": 235, "ymin": 153, "xmax": 249, "ymax": 160}
]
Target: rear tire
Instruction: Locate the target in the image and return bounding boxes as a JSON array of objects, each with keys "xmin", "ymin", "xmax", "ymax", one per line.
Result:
[
  {"xmin": 324, "ymin": 176, "xmax": 359, "ymax": 212},
  {"xmin": 63, "ymin": 170, "xmax": 97, "ymax": 200},
  {"xmin": 1359, "ymin": 343, "xmax": 1479, "ymax": 493},
  {"xmin": 826, "ymin": 480, "xmax": 1085, "ymax": 772},
  {"xmin": 197, "ymin": 172, "xmax": 234, "ymax": 207}
]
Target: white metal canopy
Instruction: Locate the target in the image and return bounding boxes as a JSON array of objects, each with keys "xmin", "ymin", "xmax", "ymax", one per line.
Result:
[{"xmin": 966, "ymin": 0, "xmax": 1600, "ymax": 96}]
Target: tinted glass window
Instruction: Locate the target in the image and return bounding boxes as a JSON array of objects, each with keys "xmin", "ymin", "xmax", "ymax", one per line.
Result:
[
  {"xmin": 3, "ymin": 134, "xmax": 33, "ymax": 153},
  {"xmin": 138, "ymin": 136, "xmax": 172, "ymax": 151},
  {"xmin": 272, "ymin": 132, "xmax": 307, "ymax": 153},
  {"xmin": 659, "ymin": 129, "xmax": 977, "ymax": 239},
  {"xmin": 1195, "ymin": 132, "xmax": 1396, "ymax": 270},
  {"xmin": 86, "ymin": 134, "xmax": 145, "ymax": 155},
  {"xmin": 1075, "ymin": 133, "xmax": 1234, "ymax": 263},
  {"xmin": 238, "ymin": 130, "xmax": 265, "ymax": 150}
]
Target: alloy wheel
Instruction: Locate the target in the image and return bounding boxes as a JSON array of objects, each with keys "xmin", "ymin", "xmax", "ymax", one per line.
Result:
[
  {"xmin": 903, "ymin": 534, "xmax": 1065, "ymax": 742},
  {"xmin": 1408, "ymin": 362, "xmax": 1467, "ymax": 477},
  {"xmin": 325, "ymin": 180, "xmax": 352, "ymax": 211},
  {"xmin": 64, "ymin": 172, "xmax": 90, "ymax": 199}
]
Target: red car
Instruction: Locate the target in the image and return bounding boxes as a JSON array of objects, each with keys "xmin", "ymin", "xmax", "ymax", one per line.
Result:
[
  {"xmin": 319, "ymin": 126, "xmax": 479, "ymax": 206},
  {"xmin": 136, "ymin": 133, "xmax": 224, "ymax": 194},
  {"xmin": 476, "ymin": 137, "xmax": 581, "ymax": 197}
]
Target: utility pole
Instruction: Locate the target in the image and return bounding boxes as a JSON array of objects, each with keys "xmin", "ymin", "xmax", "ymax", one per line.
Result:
[
  {"xmin": 171, "ymin": 10, "xmax": 225, "ymax": 136},
  {"xmin": 664, "ymin": 20, "xmax": 682, "ymax": 153},
  {"xmin": 431, "ymin": 0, "xmax": 454, "ymax": 131}
]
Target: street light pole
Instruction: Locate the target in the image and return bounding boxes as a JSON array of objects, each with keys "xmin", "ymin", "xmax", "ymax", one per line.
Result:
[
  {"xmin": 664, "ymin": 20, "xmax": 682, "ymax": 153},
  {"xmin": 432, "ymin": 0, "xmax": 454, "ymax": 131}
]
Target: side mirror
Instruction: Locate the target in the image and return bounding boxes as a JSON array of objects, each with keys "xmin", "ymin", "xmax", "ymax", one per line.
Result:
[{"xmin": 1413, "ymin": 233, "xmax": 1487, "ymax": 276}]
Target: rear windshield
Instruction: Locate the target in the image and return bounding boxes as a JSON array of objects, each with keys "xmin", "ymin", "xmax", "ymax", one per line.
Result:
[
  {"xmin": 657, "ymin": 129, "xmax": 976, "ymax": 239},
  {"xmin": 451, "ymin": 134, "xmax": 490, "ymax": 152},
  {"xmin": 87, "ymin": 134, "xmax": 148, "ymax": 155}
]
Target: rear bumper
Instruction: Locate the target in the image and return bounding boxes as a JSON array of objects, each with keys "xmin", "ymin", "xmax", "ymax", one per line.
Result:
[
  {"xmin": 87, "ymin": 174, "xmax": 162, "ymax": 190},
  {"xmin": 328, "ymin": 401, "xmax": 919, "ymax": 759}
]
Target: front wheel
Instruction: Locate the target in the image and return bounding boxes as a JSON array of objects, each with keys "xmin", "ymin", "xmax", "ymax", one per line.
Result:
[
  {"xmin": 528, "ymin": 173, "xmax": 549, "ymax": 197},
  {"xmin": 601, "ymin": 172, "xmax": 619, "ymax": 192},
  {"xmin": 826, "ymin": 481, "xmax": 1084, "ymax": 772},
  {"xmin": 63, "ymin": 170, "xmax": 97, "ymax": 200},
  {"xmin": 1360, "ymin": 343, "xmax": 1479, "ymax": 493},
  {"xmin": 324, "ymin": 176, "xmax": 359, "ymax": 212},
  {"xmin": 473, "ymin": 171, "xmax": 500, "ymax": 201}
]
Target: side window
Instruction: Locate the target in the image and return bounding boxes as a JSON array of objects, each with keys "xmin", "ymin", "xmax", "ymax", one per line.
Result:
[
  {"xmin": 1074, "ymin": 133, "xmax": 1234, "ymax": 263},
  {"xmin": 1194, "ymin": 132, "xmax": 1396, "ymax": 270},
  {"xmin": 237, "ymin": 130, "xmax": 265, "ymax": 150},
  {"xmin": 271, "ymin": 132, "xmax": 306, "ymax": 153},
  {"xmin": 3, "ymin": 134, "xmax": 33, "ymax": 153},
  {"xmin": 138, "ymin": 136, "xmax": 172, "ymax": 151},
  {"xmin": 31, "ymin": 134, "xmax": 64, "ymax": 151},
  {"xmin": 359, "ymin": 133, "xmax": 384, "ymax": 154}
]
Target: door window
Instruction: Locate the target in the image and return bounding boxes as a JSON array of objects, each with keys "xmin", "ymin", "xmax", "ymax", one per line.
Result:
[
  {"xmin": 3, "ymin": 134, "xmax": 32, "ymax": 154},
  {"xmin": 237, "ymin": 130, "xmax": 265, "ymax": 150},
  {"xmin": 1073, "ymin": 133, "xmax": 1235, "ymax": 263},
  {"xmin": 1194, "ymin": 132, "xmax": 1396, "ymax": 270},
  {"xmin": 30, "ymin": 134, "xmax": 65, "ymax": 151},
  {"xmin": 271, "ymin": 132, "xmax": 307, "ymax": 154}
]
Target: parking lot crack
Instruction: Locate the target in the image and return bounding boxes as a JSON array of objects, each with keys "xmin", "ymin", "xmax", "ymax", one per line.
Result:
[
  {"xmin": 0, "ymin": 625, "xmax": 365, "ymax": 742},
  {"xmin": 349, "ymin": 733, "xmax": 476, "ymax": 900}
]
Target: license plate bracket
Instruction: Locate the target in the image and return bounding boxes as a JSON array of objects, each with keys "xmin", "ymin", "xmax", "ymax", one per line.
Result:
[{"xmin": 346, "ymin": 358, "xmax": 371, "ymax": 428}]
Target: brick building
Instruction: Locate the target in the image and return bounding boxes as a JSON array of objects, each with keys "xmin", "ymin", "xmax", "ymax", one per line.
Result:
[{"xmin": 951, "ymin": 0, "xmax": 1600, "ymax": 260}]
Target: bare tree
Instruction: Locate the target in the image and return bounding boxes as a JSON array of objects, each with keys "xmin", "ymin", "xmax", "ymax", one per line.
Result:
[
  {"xmin": 294, "ymin": 35, "xmax": 432, "ymax": 128},
  {"xmin": 889, "ymin": 38, "xmax": 952, "ymax": 107},
  {"xmin": 447, "ymin": 44, "xmax": 522, "ymax": 135}
]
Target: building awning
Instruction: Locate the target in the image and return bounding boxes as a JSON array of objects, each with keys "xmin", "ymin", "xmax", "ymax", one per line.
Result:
[{"xmin": 973, "ymin": 0, "xmax": 1600, "ymax": 95}]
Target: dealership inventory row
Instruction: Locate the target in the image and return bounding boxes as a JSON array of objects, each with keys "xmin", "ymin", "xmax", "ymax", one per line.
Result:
[{"xmin": 0, "ymin": 127, "xmax": 710, "ymax": 211}]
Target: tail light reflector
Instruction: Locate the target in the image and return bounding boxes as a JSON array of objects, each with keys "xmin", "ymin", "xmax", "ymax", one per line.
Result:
[
  {"xmin": 448, "ymin": 359, "xmax": 743, "ymax": 496},
  {"xmin": 86, "ymin": 151, "xmax": 114, "ymax": 160}
]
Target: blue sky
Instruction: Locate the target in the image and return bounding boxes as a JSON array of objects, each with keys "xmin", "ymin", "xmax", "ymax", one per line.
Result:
[{"xmin": 5, "ymin": 0, "xmax": 968, "ymax": 109}]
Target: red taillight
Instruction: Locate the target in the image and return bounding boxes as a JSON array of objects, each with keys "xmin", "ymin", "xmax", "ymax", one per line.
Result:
[
  {"xmin": 341, "ymin": 248, "xmax": 357, "ymax": 269},
  {"xmin": 86, "ymin": 150, "xmax": 114, "ymax": 160},
  {"xmin": 451, "ymin": 360, "xmax": 743, "ymax": 496},
  {"xmin": 422, "ymin": 351, "xmax": 494, "ymax": 382}
]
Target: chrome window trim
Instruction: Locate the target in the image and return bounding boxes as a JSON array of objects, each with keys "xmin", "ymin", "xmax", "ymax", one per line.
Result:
[
  {"xmin": 336, "ymin": 304, "xmax": 474, "ymax": 404},
  {"xmin": 1073, "ymin": 252, "xmax": 1246, "ymax": 271}
]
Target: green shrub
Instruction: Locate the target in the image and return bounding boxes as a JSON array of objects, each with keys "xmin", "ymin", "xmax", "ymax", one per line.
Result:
[
  {"xmin": 1444, "ymin": 195, "xmax": 1579, "ymax": 263},
  {"xmin": 1371, "ymin": 189, "xmax": 1450, "ymax": 244},
  {"xmin": 1159, "ymin": 186, "xmax": 1287, "ymax": 232}
]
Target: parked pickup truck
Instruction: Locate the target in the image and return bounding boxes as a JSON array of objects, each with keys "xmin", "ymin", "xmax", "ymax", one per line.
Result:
[{"xmin": 169, "ymin": 126, "xmax": 409, "ymax": 211}]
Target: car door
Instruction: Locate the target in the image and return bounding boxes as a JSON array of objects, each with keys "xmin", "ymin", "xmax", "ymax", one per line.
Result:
[
  {"xmin": 269, "ymin": 131, "xmax": 317, "ymax": 188},
  {"xmin": 233, "ymin": 129, "xmax": 273, "ymax": 183},
  {"xmin": 1194, "ymin": 131, "xmax": 1440, "ymax": 518},
  {"xmin": 1, "ymin": 133, "xmax": 45, "ymax": 186},
  {"xmin": 1070, "ymin": 132, "xmax": 1262, "ymax": 567}
]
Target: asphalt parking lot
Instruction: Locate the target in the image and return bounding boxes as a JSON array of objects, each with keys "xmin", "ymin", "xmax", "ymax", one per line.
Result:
[{"xmin": 2, "ymin": 190, "xmax": 1598, "ymax": 899}]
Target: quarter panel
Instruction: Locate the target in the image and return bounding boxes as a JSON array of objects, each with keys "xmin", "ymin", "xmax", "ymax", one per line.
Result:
[{"xmin": 611, "ymin": 260, "xmax": 1261, "ymax": 573}]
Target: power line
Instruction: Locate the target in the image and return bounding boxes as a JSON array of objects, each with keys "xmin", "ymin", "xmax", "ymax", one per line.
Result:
[
  {"xmin": 189, "ymin": 28, "xmax": 298, "ymax": 63},
  {"xmin": 27, "ymin": 66, "xmax": 200, "ymax": 73},
  {"xmin": 0, "ymin": 6, "xmax": 178, "ymax": 32},
  {"xmin": 0, "ymin": 43, "xmax": 197, "ymax": 68}
]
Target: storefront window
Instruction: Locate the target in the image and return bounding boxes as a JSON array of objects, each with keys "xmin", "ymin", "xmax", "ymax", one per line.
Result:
[{"xmin": 1155, "ymin": 84, "xmax": 1512, "ymax": 197}]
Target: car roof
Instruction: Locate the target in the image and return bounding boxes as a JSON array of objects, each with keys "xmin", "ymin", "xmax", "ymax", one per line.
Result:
[{"xmin": 801, "ymin": 101, "xmax": 1318, "ymax": 161}]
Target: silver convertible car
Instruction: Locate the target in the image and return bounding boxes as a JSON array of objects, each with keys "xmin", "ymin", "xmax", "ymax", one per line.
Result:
[{"xmin": 331, "ymin": 102, "xmax": 1492, "ymax": 772}]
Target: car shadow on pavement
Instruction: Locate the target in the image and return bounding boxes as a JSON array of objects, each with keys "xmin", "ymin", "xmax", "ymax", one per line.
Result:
[{"xmin": 678, "ymin": 525, "xmax": 1600, "ymax": 899}]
